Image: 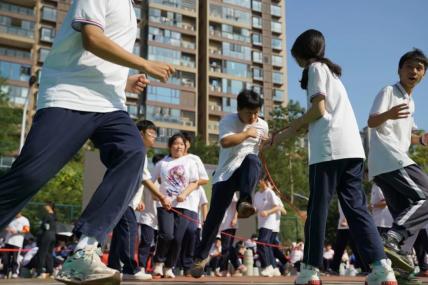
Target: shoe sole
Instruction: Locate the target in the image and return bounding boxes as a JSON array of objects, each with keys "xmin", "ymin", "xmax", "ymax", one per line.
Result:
[
  {"xmin": 190, "ymin": 266, "xmax": 204, "ymax": 278},
  {"xmin": 383, "ymin": 247, "xmax": 414, "ymax": 273},
  {"xmin": 365, "ymin": 282, "xmax": 398, "ymax": 285},
  {"xmin": 294, "ymin": 281, "xmax": 322, "ymax": 285},
  {"xmin": 56, "ymin": 271, "xmax": 121, "ymax": 285},
  {"xmin": 237, "ymin": 205, "xmax": 256, "ymax": 219}
]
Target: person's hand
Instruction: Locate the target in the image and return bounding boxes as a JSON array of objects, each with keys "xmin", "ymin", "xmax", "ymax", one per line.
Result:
[
  {"xmin": 387, "ymin": 103, "xmax": 410, "ymax": 120},
  {"xmin": 143, "ymin": 61, "xmax": 175, "ymax": 82},
  {"xmin": 177, "ymin": 193, "xmax": 187, "ymax": 202},
  {"xmin": 230, "ymin": 217, "xmax": 238, "ymax": 227},
  {"xmin": 136, "ymin": 201, "xmax": 145, "ymax": 212},
  {"xmin": 160, "ymin": 196, "xmax": 172, "ymax": 210},
  {"xmin": 125, "ymin": 74, "xmax": 150, "ymax": 94},
  {"xmin": 260, "ymin": 210, "xmax": 268, "ymax": 217},
  {"xmin": 245, "ymin": 127, "xmax": 259, "ymax": 139}
]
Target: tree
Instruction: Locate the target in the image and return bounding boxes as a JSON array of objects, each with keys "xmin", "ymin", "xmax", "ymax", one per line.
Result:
[
  {"xmin": 0, "ymin": 77, "xmax": 22, "ymax": 157},
  {"xmin": 189, "ymin": 135, "xmax": 219, "ymax": 164}
]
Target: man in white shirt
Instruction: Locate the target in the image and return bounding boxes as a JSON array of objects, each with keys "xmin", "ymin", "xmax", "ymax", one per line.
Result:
[
  {"xmin": 368, "ymin": 49, "xmax": 428, "ymax": 273},
  {"xmin": 0, "ymin": 213, "xmax": 30, "ymax": 279},
  {"xmin": 190, "ymin": 89, "xmax": 268, "ymax": 278},
  {"xmin": 370, "ymin": 184, "xmax": 393, "ymax": 235},
  {"xmin": 0, "ymin": 1, "xmax": 174, "ymax": 284}
]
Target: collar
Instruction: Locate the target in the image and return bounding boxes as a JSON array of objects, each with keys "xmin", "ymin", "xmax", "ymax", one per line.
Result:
[{"xmin": 395, "ymin": 82, "xmax": 410, "ymax": 99}]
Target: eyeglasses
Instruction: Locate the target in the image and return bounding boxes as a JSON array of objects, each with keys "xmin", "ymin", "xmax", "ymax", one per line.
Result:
[{"xmin": 145, "ymin": 131, "xmax": 157, "ymax": 138}]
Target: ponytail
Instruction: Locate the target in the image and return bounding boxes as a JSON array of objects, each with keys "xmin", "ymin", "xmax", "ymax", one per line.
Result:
[{"xmin": 300, "ymin": 57, "xmax": 342, "ymax": 90}]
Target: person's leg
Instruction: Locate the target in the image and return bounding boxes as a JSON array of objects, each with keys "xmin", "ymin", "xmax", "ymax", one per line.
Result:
[
  {"xmin": 11, "ymin": 249, "xmax": 19, "ymax": 276},
  {"xmin": 45, "ymin": 237, "xmax": 56, "ymax": 275},
  {"xmin": 414, "ymin": 229, "xmax": 428, "ymax": 272},
  {"xmin": 258, "ymin": 227, "xmax": 272, "ymax": 269},
  {"xmin": 165, "ymin": 208, "xmax": 191, "ymax": 269},
  {"xmin": 153, "ymin": 207, "xmax": 174, "ymax": 264},
  {"xmin": 138, "ymin": 224, "xmax": 154, "ymax": 269},
  {"xmin": 36, "ymin": 236, "xmax": 50, "ymax": 275},
  {"xmin": 337, "ymin": 159, "xmax": 386, "ymax": 265},
  {"xmin": 219, "ymin": 228, "xmax": 236, "ymax": 271},
  {"xmin": 0, "ymin": 108, "xmax": 94, "ymax": 229},
  {"xmin": 348, "ymin": 232, "xmax": 371, "ymax": 273},
  {"xmin": 108, "ymin": 219, "xmax": 122, "ymax": 271},
  {"xmin": 271, "ymin": 232, "xmax": 287, "ymax": 266},
  {"xmin": 330, "ymin": 229, "xmax": 349, "ymax": 272},
  {"xmin": 73, "ymin": 111, "xmax": 145, "ymax": 244},
  {"xmin": 181, "ymin": 211, "xmax": 198, "ymax": 272},
  {"xmin": 118, "ymin": 208, "xmax": 138, "ymax": 275},
  {"xmin": 236, "ymin": 154, "xmax": 261, "ymax": 216}
]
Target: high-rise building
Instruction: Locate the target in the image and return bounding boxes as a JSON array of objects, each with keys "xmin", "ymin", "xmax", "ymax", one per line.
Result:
[{"xmin": 0, "ymin": 0, "xmax": 286, "ymax": 150}]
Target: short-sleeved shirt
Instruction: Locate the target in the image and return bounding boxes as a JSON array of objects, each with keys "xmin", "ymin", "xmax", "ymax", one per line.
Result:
[
  {"xmin": 368, "ymin": 83, "xmax": 416, "ymax": 178},
  {"xmin": 152, "ymin": 155, "xmax": 199, "ymax": 210},
  {"xmin": 272, "ymin": 193, "xmax": 284, "ymax": 233},
  {"xmin": 185, "ymin": 154, "xmax": 209, "ymax": 214},
  {"xmin": 213, "ymin": 113, "xmax": 268, "ymax": 184},
  {"xmin": 219, "ymin": 192, "xmax": 239, "ymax": 231},
  {"xmin": 254, "ymin": 188, "xmax": 280, "ymax": 230},
  {"xmin": 370, "ymin": 184, "xmax": 393, "ymax": 228},
  {"xmin": 130, "ymin": 156, "xmax": 151, "ymax": 210},
  {"xmin": 136, "ymin": 166, "xmax": 159, "ymax": 230},
  {"xmin": 37, "ymin": 0, "xmax": 137, "ymax": 112},
  {"xmin": 5, "ymin": 216, "xmax": 30, "ymax": 248},
  {"xmin": 306, "ymin": 62, "xmax": 365, "ymax": 165}
]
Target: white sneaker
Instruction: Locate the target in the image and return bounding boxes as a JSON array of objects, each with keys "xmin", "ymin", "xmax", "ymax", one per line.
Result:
[
  {"xmin": 272, "ymin": 267, "xmax": 281, "ymax": 276},
  {"xmin": 260, "ymin": 265, "xmax": 274, "ymax": 277},
  {"xmin": 163, "ymin": 267, "xmax": 175, "ymax": 278},
  {"xmin": 11, "ymin": 273, "xmax": 18, "ymax": 278},
  {"xmin": 294, "ymin": 263, "xmax": 321, "ymax": 285},
  {"xmin": 366, "ymin": 259, "xmax": 397, "ymax": 285},
  {"xmin": 152, "ymin": 263, "xmax": 164, "ymax": 277},
  {"xmin": 55, "ymin": 245, "xmax": 120, "ymax": 285},
  {"xmin": 123, "ymin": 268, "xmax": 152, "ymax": 280}
]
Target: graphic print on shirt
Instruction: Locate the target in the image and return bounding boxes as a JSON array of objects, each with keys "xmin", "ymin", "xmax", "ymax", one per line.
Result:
[{"xmin": 166, "ymin": 164, "xmax": 186, "ymax": 197}]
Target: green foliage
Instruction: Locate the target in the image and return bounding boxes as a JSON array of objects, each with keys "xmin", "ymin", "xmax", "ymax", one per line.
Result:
[
  {"xmin": 189, "ymin": 135, "xmax": 219, "ymax": 164},
  {"xmin": 410, "ymin": 144, "xmax": 428, "ymax": 172},
  {"xmin": 0, "ymin": 77, "xmax": 22, "ymax": 156}
]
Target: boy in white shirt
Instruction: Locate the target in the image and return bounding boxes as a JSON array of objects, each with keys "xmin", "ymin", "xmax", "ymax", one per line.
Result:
[
  {"xmin": 368, "ymin": 49, "xmax": 428, "ymax": 273},
  {"xmin": 190, "ymin": 89, "xmax": 269, "ymax": 278},
  {"xmin": 0, "ymin": 1, "xmax": 174, "ymax": 284},
  {"xmin": 370, "ymin": 184, "xmax": 393, "ymax": 235}
]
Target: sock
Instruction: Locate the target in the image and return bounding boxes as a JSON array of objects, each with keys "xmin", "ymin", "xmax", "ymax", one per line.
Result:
[{"xmin": 75, "ymin": 235, "xmax": 99, "ymax": 252}]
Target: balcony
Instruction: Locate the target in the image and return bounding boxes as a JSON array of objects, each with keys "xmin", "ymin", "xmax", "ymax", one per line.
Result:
[
  {"xmin": 0, "ymin": 24, "xmax": 34, "ymax": 48},
  {"xmin": 252, "ymin": 0, "xmax": 262, "ymax": 12},
  {"xmin": 271, "ymin": 5, "xmax": 282, "ymax": 17},
  {"xmin": 0, "ymin": 2, "xmax": 34, "ymax": 17}
]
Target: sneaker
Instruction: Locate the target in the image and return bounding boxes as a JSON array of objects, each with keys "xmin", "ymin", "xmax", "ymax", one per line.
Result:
[
  {"xmin": 237, "ymin": 202, "xmax": 256, "ymax": 218},
  {"xmin": 11, "ymin": 273, "xmax": 18, "ymax": 279},
  {"xmin": 163, "ymin": 267, "xmax": 175, "ymax": 278},
  {"xmin": 214, "ymin": 268, "xmax": 224, "ymax": 277},
  {"xmin": 55, "ymin": 246, "xmax": 119, "ymax": 285},
  {"xmin": 294, "ymin": 263, "xmax": 321, "ymax": 285},
  {"xmin": 382, "ymin": 232, "xmax": 414, "ymax": 273},
  {"xmin": 272, "ymin": 267, "xmax": 281, "ymax": 276},
  {"xmin": 123, "ymin": 268, "xmax": 152, "ymax": 280},
  {"xmin": 260, "ymin": 265, "xmax": 274, "ymax": 277},
  {"xmin": 190, "ymin": 257, "xmax": 210, "ymax": 278},
  {"xmin": 152, "ymin": 263, "xmax": 164, "ymax": 277},
  {"xmin": 365, "ymin": 259, "xmax": 397, "ymax": 285}
]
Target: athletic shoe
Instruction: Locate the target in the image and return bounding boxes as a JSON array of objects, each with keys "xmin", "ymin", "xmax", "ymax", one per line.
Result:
[
  {"xmin": 365, "ymin": 259, "xmax": 397, "ymax": 285},
  {"xmin": 382, "ymin": 231, "xmax": 414, "ymax": 274},
  {"xmin": 55, "ymin": 245, "xmax": 120, "ymax": 285},
  {"xmin": 294, "ymin": 263, "xmax": 321, "ymax": 285},
  {"xmin": 11, "ymin": 273, "xmax": 18, "ymax": 278},
  {"xmin": 163, "ymin": 267, "xmax": 175, "ymax": 278},
  {"xmin": 272, "ymin": 267, "xmax": 282, "ymax": 276},
  {"xmin": 260, "ymin": 265, "xmax": 274, "ymax": 277},
  {"xmin": 152, "ymin": 263, "xmax": 164, "ymax": 277},
  {"xmin": 237, "ymin": 202, "xmax": 256, "ymax": 218},
  {"xmin": 123, "ymin": 268, "xmax": 152, "ymax": 280},
  {"xmin": 190, "ymin": 257, "xmax": 210, "ymax": 278}
]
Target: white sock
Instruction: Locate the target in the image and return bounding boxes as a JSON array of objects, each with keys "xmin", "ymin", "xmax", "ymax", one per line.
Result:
[{"xmin": 75, "ymin": 235, "xmax": 99, "ymax": 252}]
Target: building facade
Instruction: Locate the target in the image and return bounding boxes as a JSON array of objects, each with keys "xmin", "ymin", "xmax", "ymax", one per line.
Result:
[{"xmin": 0, "ymin": 0, "xmax": 286, "ymax": 149}]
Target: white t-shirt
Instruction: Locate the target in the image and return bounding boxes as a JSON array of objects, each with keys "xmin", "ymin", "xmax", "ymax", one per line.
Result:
[
  {"xmin": 323, "ymin": 248, "xmax": 335, "ymax": 260},
  {"xmin": 37, "ymin": 0, "xmax": 137, "ymax": 112},
  {"xmin": 370, "ymin": 184, "xmax": 393, "ymax": 228},
  {"xmin": 213, "ymin": 113, "xmax": 268, "ymax": 184},
  {"xmin": 290, "ymin": 248, "xmax": 304, "ymax": 264},
  {"xmin": 5, "ymin": 216, "xmax": 30, "ymax": 248},
  {"xmin": 152, "ymin": 155, "xmax": 199, "ymax": 210},
  {"xmin": 219, "ymin": 192, "xmax": 239, "ymax": 231},
  {"xmin": 254, "ymin": 188, "xmax": 280, "ymax": 230},
  {"xmin": 136, "ymin": 169, "xmax": 159, "ymax": 230},
  {"xmin": 306, "ymin": 62, "xmax": 365, "ymax": 165},
  {"xmin": 130, "ymin": 156, "xmax": 151, "ymax": 210},
  {"xmin": 185, "ymin": 153, "xmax": 209, "ymax": 214},
  {"xmin": 272, "ymin": 193, "xmax": 284, "ymax": 233},
  {"xmin": 368, "ymin": 83, "xmax": 416, "ymax": 178}
]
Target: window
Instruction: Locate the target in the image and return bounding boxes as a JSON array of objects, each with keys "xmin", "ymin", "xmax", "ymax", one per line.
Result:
[
  {"xmin": 272, "ymin": 71, "xmax": 283, "ymax": 84},
  {"xmin": 0, "ymin": 47, "xmax": 31, "ymax": 59},
  {"xmin": 223, "ymin": 61, "xmax": 250, "ymax": 78},
  {"xmin": 41, "ymin": 6, "xmax": 57, "ymax": 22},
  {"xmin": 0, "ymin": 85, "xmax": 28, "ymax": 106},
  {"xmin": 38, "ymin": 48, "xmax": 50, "ymax": 62},
  {"xmin": 252, "ymin": 51, "xmax": 262, "ymax": 63},
  {"xmin": 272, "ymin": 38, "xmax": 282, "ymax": 50},
  {"xmin": 209, "ymin": 4, "xmax": 250, "ymax": 25},
  {"xmin": 147, "ymin": 86, "xmax": 180, "ymax": 105},
  {"xmin": 224, "ymin": 0, "xmax": 251, "ymax": 9},
  {"xmin": 272, "ymin": 55, "xmax": 283, "ymax": 67},
  {"xmin": 0, "ymin": 2, "xmax": 34, "ymax": 16},
  {"xmin": 222, "ymin": 42, "xmax": 251, "ymax": 60},
  {"xmin": 271, "ymin": 5, "xmax": 281, "ymax": 17},
  {"xmin": 252, "ymin": 0, "xmax": 262, "ymax": 12},
  {"xmin": 271, "ymin": 21, "xmax": 282, "ymax": 33},
  {"xmin": 273, "ymin": 89, "xmax": 284, "ymax": 101},
  {"xmin": 0, "ymin": 15, "xmax": 35, "ymax": 38},
  {"xmin": 0, "ymin": 60, "xmax": 31, "ymax": 82},
  {"xmin": 40, "ymin": 27, "xmax": 55, "ymax": 42},
  {"xmin": 253, "ymin": 67, "xmax": 263, "ymax": 80},
  {"xmin": 252, "ymin": 33, "xmax": 262, "ymax": 46},
  {"xmin": 222, "ymin": 79, "xmax": 245, "ymax": 94},
  {"xmin": 252, "ymin": 17, "xmax": 262, "ymax": 29}
]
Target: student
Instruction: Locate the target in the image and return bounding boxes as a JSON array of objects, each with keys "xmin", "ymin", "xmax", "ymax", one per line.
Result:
[
  {"xmin": 269, "ymin": 29, "xmax": 397, "ymax": 285},
  {"xmin": 35, "ymin": 202, "xmax": 56, "ymax": 279},
  {"xmin": 370, "ymin": 184, "xmax": 393, "ymax": 235},
  {"xmin": 151, "ymin": 133, "xmax": 199, "ymax": 278},
  {"xmin": 0, "ymin": 0, "xmax": 174, "ymax": 284},
  {"xmin": 367, "ymin": 48, "xmax": 428, "ymax": 273},
  {"xmin": 108, "ymin": 120, "xmax": 170, "ymax": 280},
  {"xmin": 137, "ymin": 153, "xmax": 165, "ymax": 274},
  {"xmin": 254, "ymin": 177, "xmax": 282, "ymax": 277},
  {"xmin": 270, "ymin": 191, "xmax": 287, "ymax": 276},
  {"xmin": 190, "ymin": 89, "xmax": 269, "ymax": 278}
]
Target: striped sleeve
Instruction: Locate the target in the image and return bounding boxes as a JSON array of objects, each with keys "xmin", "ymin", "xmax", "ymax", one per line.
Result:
[{"xmin": 71, "ymin": 0, "xmax": 110, "ymax": 32}]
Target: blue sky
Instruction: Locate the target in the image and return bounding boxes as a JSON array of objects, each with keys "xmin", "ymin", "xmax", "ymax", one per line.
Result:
[{"xmin": 285, "ymin": 0, "xmax": 428, "ymax": 130}]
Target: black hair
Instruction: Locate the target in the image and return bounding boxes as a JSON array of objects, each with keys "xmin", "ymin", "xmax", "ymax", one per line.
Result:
[
  {"xmin": 399, "ymin": 48, "xmax": 428, "ymax": 71},
  {"xmin": 291, "ymin": 29, "xmax": 342, "ymax": 90},
  {"xmin": 237, "ymin": 89, "xmax": 264, "ymax": 110},
  {"xmin": 180, "ymin": 131, "xmax": 193, "ymax": 145},
  {"xmin": 152, "ymin": 153, "xmax": 165, "ymax": 165},
  {"xmin": 136, "ymin": 119, "xmax": 157, "ymax": 133},
  {"xmin": 167, "ymin": 133, "xmax": 186, "ymax": 149}
]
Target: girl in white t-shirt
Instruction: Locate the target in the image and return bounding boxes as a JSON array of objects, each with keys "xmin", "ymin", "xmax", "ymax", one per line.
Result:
[
  {"xmin": 254, "ymin": 178, "xmax": 282, "ymax": 277},
  {"xmin": 269, "ymin": 29, "xmax": 397, "ymax": 285},
  {"xmin": 151, "ymin": 133, "xmax": 199, "ymax": 278}
]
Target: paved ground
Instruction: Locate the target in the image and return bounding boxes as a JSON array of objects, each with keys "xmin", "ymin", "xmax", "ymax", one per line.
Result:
[{"xmin": 0, "ymin": 276, "xmax": 427, "ymax": 285}]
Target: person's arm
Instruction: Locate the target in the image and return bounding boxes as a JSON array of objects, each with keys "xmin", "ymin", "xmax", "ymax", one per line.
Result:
[
  {"xmin": 125, "ymin": 74, "xmax": 150, "ymax": 94},
  {"xmin": 220, "ymin": 127, "xmax": 258, "ymax": 148},
  {"xmin": 230, "ymin": 210, "xmax": 238, "ymax": 227},
  {"xmin": 201, "ymin": 203, "xmax": 208, "ymax": 224},
  {"xmin": 143, "ymin": 179, "xmax": 171, "ymax": 210},
  {"xmin": 80, "ymin": 25, "xmax": 174, "ymax": 82},
  {"xmin": 260, "ymin": 205, "xmax": 282, "ymax": 217},
  {"xmin": 176, "ymin": 181, "xmax": 199, "ymax": 202},
  {"xmin": 372, "ymin": 199, "xmax": 388, "ymax": 209},
  {"xmin": 367, "ymin": 103, "xmax": 410, "ymax": 128}
]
